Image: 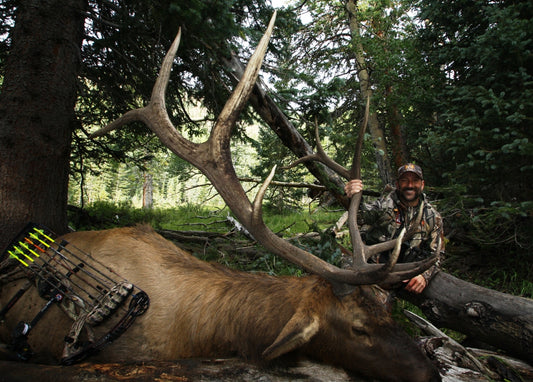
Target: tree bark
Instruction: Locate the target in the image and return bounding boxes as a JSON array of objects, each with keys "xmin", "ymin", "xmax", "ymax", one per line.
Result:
[
  {"xmin": 399, "ymin": 271, "xmax": 533, "ymax": 364},
  {"xmin": 386, "ymin": 86, "xmax": 410, "ymax": 168},
  {"xmin": 345, "ymin": 0, "xmax": 393, "ymax": 186},
  {"xmin": 142, "ymin": 172, "xmax": 154, "ymax": 209},
  {"xmin": 0, "ymin": 0, "xmax": 86, "ymax": 252}
]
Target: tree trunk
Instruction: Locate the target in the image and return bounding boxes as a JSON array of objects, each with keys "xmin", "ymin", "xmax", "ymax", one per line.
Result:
[
  {"xmin": 399, "ymin": 271, "xmax": 533, "ymax": 364},
  {"xmin": 345, "ymin": 0, "xmax": 393, "ymax": 186},
  {"xmin": 386, "ymin": 86, "xmax": 410, "ymax": 168},
  {"xmin": 0, "ymin": 0, "xmax": 86, "ymax": 252},
  {"xmin": 143, "ymin": 172, "xmax": 154, "ymax": 209}
]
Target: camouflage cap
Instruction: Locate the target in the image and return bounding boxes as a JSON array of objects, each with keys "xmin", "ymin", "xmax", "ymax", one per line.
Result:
[{"xmin": 397, "ymin": 163, "xmax": 423, "ymax": 179}]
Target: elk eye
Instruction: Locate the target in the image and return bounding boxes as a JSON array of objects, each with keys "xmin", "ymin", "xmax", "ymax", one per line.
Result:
[{"xmin": 351, "ymin": 326, "xmax": 368, "ymax": 337}]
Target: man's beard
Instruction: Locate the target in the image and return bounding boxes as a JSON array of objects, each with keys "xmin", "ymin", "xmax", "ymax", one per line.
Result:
[{"xmin": 399, "ymin": 186, "xmax": 421, "ymax": 203}]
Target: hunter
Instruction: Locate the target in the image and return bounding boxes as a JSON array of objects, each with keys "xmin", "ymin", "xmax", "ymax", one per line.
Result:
[{"xmin": 344, "ymin": 163, "xmax": 444, "ymax": 294}]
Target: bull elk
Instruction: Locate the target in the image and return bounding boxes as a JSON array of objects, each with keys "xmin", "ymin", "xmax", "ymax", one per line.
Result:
[{"xmin": 0, "ymin": 13, "xmax": 441, "ymax": 382}]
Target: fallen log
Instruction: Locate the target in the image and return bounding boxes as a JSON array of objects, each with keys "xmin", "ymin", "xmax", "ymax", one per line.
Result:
[
  {"xmin": 405, "ymin": 310, "xmax": 500, "ymax": 380},
  {"xmin": 399, "ymin": 271, "xmax": 533, "ymax": 364},
  {"xmin": 407, "ymin": 310, "xmax": 533, "ymax": 381}
]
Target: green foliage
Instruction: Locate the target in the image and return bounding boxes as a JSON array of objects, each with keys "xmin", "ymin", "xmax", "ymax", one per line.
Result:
[
  {"xmin": 409, "ymin": 0, "xmax": 533, "ymax": 261},
  {"xmin": 414, "ymin": 0, "xmax": 533, "ymax": 200},
  {"xmin": 299, "ymin": 222, "xmax": 344, "ymax": 266},
  {"xmin": 68, "ymin": 200, "xmax": 531, "ymax": 300},
  {"xmin": 444, "ymin": 243, "xmax": 533, "ymax": 299},
  {"xmin": 250, "ymin": 127, "xmax": 311, "ymax": 210},
  {"xmin": 69, "ymin": 201, "xmax": 155, "ymax": 230},
  {"xmin": 64, "ymin": 0, "xmax": 288, "ymax": 200},
  {"xmin": 67, "ymin": 202, "xmax": 345, "ymax": 275}
]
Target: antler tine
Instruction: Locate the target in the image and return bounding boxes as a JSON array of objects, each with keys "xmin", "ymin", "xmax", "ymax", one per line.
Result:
[
  {"xmin": 347, "ymin": 95, "xmax": 373, "ymax": 266},
  {"xmin": 350, "ymin": 94, "xmax": 371, "ymax": 179},
  {"xmin": 252, "ymin": 165, "xmax": 277, "ymax": 224},
  {"xmin": 312, "ymin": 119, "xmax": 352, "ymax": 179},
  {"xmin": 348, "ymin": 193, "xmax": 366, "ymax": 265},
  {"xmin": 89, "ymin": 26, "xmax": 199, "ymax": 170},
  {"xmin": 211, "ymin": 12, "xmax": 277, "ymax": 145},
  {"xmin": 152, "ymin": 28, "xmax": 182, "ymax": 105},
  {"xmin": 284, "ymin": 118, "xmax": 351, "ymax": 179},
  {"xmin": 90, "ymin": 28, "xmax": 183, "ymax": 139},
  {"xmin": 378, "ymin": 227, "xmax": 404, "ymax": 274}
]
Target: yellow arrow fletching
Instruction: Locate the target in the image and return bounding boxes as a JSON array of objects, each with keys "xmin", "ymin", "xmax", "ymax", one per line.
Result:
[
  {"xmin": 29, "ymin": 231, "xmax": 50, "ymax": 248},
  {"xmin": 19, "ymin": 241, "xmax": 40, "ymax": 258},
  {"xmin": 14, "ymin": 245, "xmax": 34, "ymax": 263},
  {"xmin": 33, "ymin": 228, "xmax": 54, "ymax": 243},
  {"xmin": 8, "ymin": 250, "xmax": 29, "ymax": 267}
]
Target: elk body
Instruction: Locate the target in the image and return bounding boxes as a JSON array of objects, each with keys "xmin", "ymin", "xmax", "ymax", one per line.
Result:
[
  {"xmin": 1, "ymin": 225, "xmax": 439, "ymax": 382},
  {"xmin": 1, "ymin": 12, "xmax": 441, "ymax": 381}
]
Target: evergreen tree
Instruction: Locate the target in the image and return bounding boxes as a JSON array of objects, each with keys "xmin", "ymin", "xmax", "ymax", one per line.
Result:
[
  {"xmin": 415, "ymin": 0, "xmax": 533, "ymax": 201},
  {"xmin": 0, "ymin": 0, "xmax": 284, "ymax": 249},
  {"xmin": 414, "ymin": 0, "xmax": 533, "ymax": 254}
]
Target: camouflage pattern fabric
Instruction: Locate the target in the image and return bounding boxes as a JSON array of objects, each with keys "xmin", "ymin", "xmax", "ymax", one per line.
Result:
[{"xmin": 360, "ymin": 189, "xmax": 444, "ymax": 282}]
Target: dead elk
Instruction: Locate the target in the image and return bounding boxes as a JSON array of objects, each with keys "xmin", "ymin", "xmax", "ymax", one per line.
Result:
[
  {"xmin": 1, "ymin": 225, "xmax": 439, "ymax": 382},
  {"xmin": 1, "ymin": 12, "xmax": 441, "ymax": 382}
]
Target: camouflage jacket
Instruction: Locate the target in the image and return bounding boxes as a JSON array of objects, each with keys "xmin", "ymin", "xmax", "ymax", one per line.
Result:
[{"xmin": 360, "ymin": 189, "xmax": 444, "ymax": 282}]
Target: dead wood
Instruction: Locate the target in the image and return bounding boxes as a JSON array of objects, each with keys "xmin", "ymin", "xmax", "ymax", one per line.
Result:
[
  {"xmin": 399, "ymin": 271, "xmax": 533, "ymax": 364},
  {"xmin": 0, "ymin": 357, "xmax": 360, "ymax": 382},
  {"xmin": 2, "ymin": 337, "xmax": 531, "ymax": 382}
]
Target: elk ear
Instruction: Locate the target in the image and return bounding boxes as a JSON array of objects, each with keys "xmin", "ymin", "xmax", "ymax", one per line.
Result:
[
  {"xmin": 369, "ymin": 285, "xmax": 394, "ymax": 313},
  {"xmin": 262, "ymin": 310, "xmax": 319, "ymax": 360}
]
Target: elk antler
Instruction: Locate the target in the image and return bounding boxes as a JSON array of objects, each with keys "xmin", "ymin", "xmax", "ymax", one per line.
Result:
[{"xmin": 91, "ymin": 12, "xmax": 436, "ymax": 289}]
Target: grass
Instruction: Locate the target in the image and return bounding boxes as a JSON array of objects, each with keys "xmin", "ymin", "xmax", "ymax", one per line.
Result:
[
  {"xmin": 443, "ymin": 247, "xmax": 533, "ymax": 299},
  {"xmin": 69, "ymin": 201, "xmax": 345, "ymax": 236},
  {"xmin": 68, "ymin": 202, "xmax": 345, "ymax": 274}
]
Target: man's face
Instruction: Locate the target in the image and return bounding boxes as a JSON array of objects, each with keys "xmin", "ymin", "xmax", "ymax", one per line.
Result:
[{"xmin": 396, "ymin": 172, "xmax": 424, "ymax": 203}]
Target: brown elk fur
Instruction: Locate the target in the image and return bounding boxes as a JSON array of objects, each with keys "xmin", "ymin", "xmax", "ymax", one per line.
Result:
[{"xmin": 0, "ymin": 226, "xmax": 440, "ymax": 381}]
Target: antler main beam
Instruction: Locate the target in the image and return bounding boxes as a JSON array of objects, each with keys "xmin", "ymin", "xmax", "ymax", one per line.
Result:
[{"xmin": 91, "ymin": 12, "xmax": 437, "ymax": 288}]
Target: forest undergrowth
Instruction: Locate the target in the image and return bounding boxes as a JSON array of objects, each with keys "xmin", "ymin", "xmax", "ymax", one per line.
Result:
[{"xmin": 67, "ymin": 201, "xmax": 533, "ymax": 299}]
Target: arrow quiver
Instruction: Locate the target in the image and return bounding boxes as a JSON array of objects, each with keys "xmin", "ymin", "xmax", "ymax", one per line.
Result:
[{"xmin": 0, "ymin": 223, "xmax": 149, "ymax": 364}]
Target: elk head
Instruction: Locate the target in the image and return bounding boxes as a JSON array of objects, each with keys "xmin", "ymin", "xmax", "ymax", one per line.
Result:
[{"xmin": 91, "ymin": 11, "xmax": 440, "ymax": 381}]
